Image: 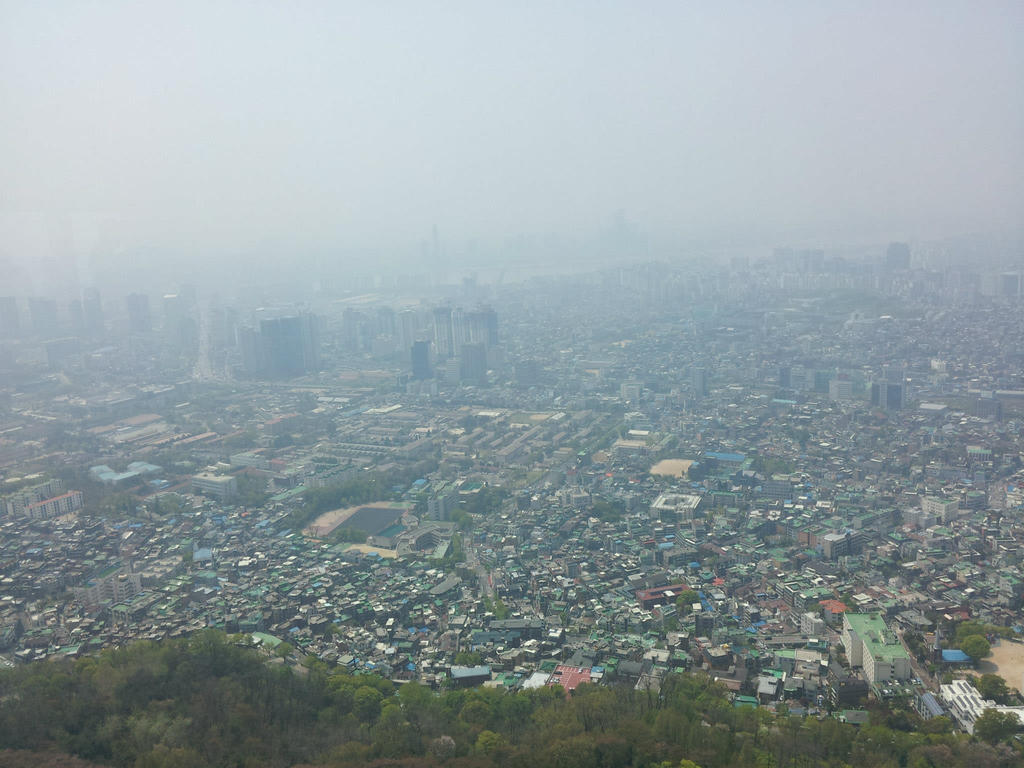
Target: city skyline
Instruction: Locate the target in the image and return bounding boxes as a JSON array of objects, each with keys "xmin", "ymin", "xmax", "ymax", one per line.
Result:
[{"xmin": 2, "ymin": 1, "xmax": 1023, "ymax": 292}]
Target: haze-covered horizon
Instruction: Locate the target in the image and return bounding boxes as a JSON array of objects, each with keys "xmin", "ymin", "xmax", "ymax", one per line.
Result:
[{"xmin": 2, "ymin": 1, "xmax": 1023, "ymax": 294}]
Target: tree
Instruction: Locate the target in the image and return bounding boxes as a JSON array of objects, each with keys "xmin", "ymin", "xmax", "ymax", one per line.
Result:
[
  {"xmin": 592, "ymin": 497, "xmax": 625, "ymax": 522},
  {"xmin": 332, "ymin": 527, "xmax": 367, "ymax": 543},
  {"xmin": 274, "ymin": 642, "xmax": 293, "ymax": 659},
  {"xmin": 99, "ymin": 492, "xmax": 137, "ymax": 518},
  {"xmin": 353, "ymin": 686, "xmax": 382, "ymax": 723},
  {"xmin": 491, "ymin": 598, "xmax": 510, "ymax": 620},
  {"xmin": 475, "ymin": 729, "xmax": 507, "ymax": 757},
  {"xmin": 222, "ymin": 429, "xmax": 258, "ymax": 451},
  {"xmin": 973, "ymin": 708, "xmax": 1019, "ymax": 744},
  {"xmin": 960, "ymin": 634, "xmax": 991, "ymax": 664},
  {"xmin": 236, "ymin": 475, "xmax": 270, "ymax": 508},
  {"xmin": 459, "ymin": 699, "xmax": 492, "ymax": 729},
  {"xmin": 150, "ymin": 494, "xmax": 189, "ymax": 518},
  {"xmin": 675, "ymin": 590, "xmax": 699, "ymax": 614},
  {"xmin": 975, "ymin": 673, "xmax": 1010, "ymax": 704},
  {"xmin": 455, "ymin": 651, "xmax": 482, "ymax": 666},
  {"xmin": 919, "ymin": 715, "xmax": 953, "ymax": 734},
  {"xmin": 450, "ymin": 509, "xmax": 472, "ymax": 532},
  {"xmin": 903, "ymin": 630, "xmax": 926, "ymax": 660},
  {"xmin": 955, "ymin": 620, "xmax": 1011, "ymax": 644},
  {"xmin": 373, "ymin": 703, "xmax": 413, "ymax": 757},
  {"xmin": 463, "ymin": 486, "xmax": 507, "ymax": 516}
]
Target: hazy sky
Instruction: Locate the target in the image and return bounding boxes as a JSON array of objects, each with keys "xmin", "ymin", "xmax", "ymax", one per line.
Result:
[{"xmin": 2, "ymin": 1, "xmax": 1022, "ymax": 288}]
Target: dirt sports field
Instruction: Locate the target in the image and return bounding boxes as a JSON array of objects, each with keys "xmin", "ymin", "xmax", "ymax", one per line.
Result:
[
  {"xmin": 650, "ymin": 459, "xmax": 693, "ymax": 478},
  {"xmin": 976, "ymin": 639, "xmax": 1024, "ymax": 692}
]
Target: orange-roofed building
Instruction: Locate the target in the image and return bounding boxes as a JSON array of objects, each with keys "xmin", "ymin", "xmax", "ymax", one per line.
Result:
[
  {"xmin": 821, "ymin": 599, "xmax": 848, "ymax": 624},
  {"xmin": 547, "ymin": 665, "xmax": 596, "ymax": 693}
]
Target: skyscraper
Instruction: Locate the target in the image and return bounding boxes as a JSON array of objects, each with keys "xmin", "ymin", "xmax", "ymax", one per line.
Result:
[
  {"xmin": 298, "ymin": 313, "xmax": 320, "ymax": 372},
  {"xmin": 261, "ymin": 317, "xmax": 303, "ymax": 378},
  {"xmin": 28, "ymin": 297, "xmax": 59, "ymax": 337},
  {"xmin": 870, "ymin": 381, "xmax": 905, "ymax": 411},
  {"xmin": 451, "ymin": 307, "xmax": 468, "ymax": 355},
  {"xmin": 162, "ymin": 293, "xmax": 191, "ymax": 351},
  {"xmin": 999, "ymin": 272, "xmax": 1021, "ymax": 299},
  {"xmin": 0, "ymin": 297, "xmax": 20, "ymax": 338},
  {"xmin": 125, "ymin": 293, "xmax": 152, "ymax": 334},
  {"xmin": 375, "ymin": 306, "xmax": 397, "ymax": 349},
  {"xmin": 237, "ymin": 326, "xmax": 265, "ymax": 376},
  {"xmin": 829, "ymin": 377, "xmax": 853, "ymax": 402},
  {"xmin": 398, "ymin": 309, "xmax": 418, "ymax": 355},
  {"xmin": 341, "ymin": 308, "xmax": 363, "ymax": 352},
  {"xmin": 260, "ymin": 314, "xmax": 320, "ymax": 378},
  {"xmin": 778, "ymin": 366, "xmax": 792, "ymax": 389},
  {"xmin": 459, "ymin": 342, "xmax": 487, "ymax": 386},
  {"xmin": 466, "ymin": 306, "xmax": 498, "ymax": 348},
  {"xmin": 411, "ymin": 340, "xmax": 432, "ymax": 380},
  {"xmin": 481, "ymin": 306, "xmax": 498, "ymax": 347},
  {"xmin": 691, "ymin": 367, "xmax": 709, "ymax": 398},
  {"xmin": 433, "ymin": 306, "xmax": 454, "ymax": 359},
  {"xmin": 885, "ymin": 242, "xmax": 911, "ymax": 271},
  {"xmin": 68, "ymin": 299, "xmax": 84, "ymax": 330},
  {"xmin": 82, "ymin": 288, "xmax": 104, "ymax": 336}
]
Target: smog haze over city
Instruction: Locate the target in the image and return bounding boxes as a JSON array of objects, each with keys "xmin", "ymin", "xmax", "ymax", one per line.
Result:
[
  {"xmin": 3, "ymin": 4, "xmax": 1024, "ymax": 768},
  {"xmin": 2, "ymin": 1, "xmax": 1023, "ymax": 293}
]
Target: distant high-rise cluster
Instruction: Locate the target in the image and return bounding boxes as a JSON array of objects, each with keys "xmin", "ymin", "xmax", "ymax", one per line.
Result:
[
  {"xmin": 125, "ymin": 293, "xmax": 152, "ymax": 334},
  {"xmin": 239, "ymin": 313, "xmax": 320, "ymax": 378},
  {"xmin": 0, "ymin": 297, "xmax": 19, "ymax": 338},
  {"xmin": 885, "ymin": 242, "xmax": 912, "ymax": 271},
  {"xmin": 431, "ymin": 305, "xmax": 498, "ymax": 359},
  {"xmin": 416, "ymin": 304, "xmax": 498, "ymax": 385},
  {"xmin": 871, "ymin": 380, "xmax": 905, "ymax": 411},
  {"xmin": 0, "ymin": 292, "xmax": 107, "ymax": 342},
  {"xmin": 28, "ymin": 297, "xmax": 59, "ymax": 337}
]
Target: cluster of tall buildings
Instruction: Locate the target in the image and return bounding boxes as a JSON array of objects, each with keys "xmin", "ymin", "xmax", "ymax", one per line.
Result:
[
  {"xmin": 870, "ymin": 380, "xmax": 906, "ymax": 411},
  {"xmin": 0, "ymin": 295, "xmax": 88, "ymax": 339},
  {"xmin": 0, "ymin": 289, "xmax": 175, "ymax": 340},
  {"xmin": 430, "ymin": 306, "xmax": 498, "ymax": 358},
  {"xmin": 774, "ymin": 363, "xmax": 906, "ymax": 411},
  {"xmin": 409, "ymin": 305, "xmax": 498, "ymax": 386},
  {"xmin": 238, "ymin": 314, "xmax": 321, "ymax": 379}
]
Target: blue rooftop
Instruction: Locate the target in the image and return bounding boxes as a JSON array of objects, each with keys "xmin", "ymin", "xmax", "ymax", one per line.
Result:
[
  {"xmin": 919, "ymin": 692, "xmax": 944, "ymax": 717},
  {"xmin": 941, "ymin": 649, "xmax": 971, "ymax": 663}
]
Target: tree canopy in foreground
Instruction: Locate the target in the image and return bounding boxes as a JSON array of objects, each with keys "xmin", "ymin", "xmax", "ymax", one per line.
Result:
[{"xmin": 0, "ymin": 631, "xmax": 1020, "ymax": 768}]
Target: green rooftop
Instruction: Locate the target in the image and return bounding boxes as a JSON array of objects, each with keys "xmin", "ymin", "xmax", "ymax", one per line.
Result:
[{"xmin": 845, "ymin": 613, "xmax": 909, "ymax": 661}]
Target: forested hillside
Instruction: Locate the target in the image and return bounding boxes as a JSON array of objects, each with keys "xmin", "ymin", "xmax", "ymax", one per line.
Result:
[{"xmin": 0, "ymin": 631, "xmax": 1019, "ymax": 768}]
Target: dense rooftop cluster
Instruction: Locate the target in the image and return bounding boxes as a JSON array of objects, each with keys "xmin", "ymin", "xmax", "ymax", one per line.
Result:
[{"xmin": 2, "ymin": 247, "xmax": 1024, "ymax": 742}]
